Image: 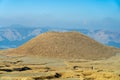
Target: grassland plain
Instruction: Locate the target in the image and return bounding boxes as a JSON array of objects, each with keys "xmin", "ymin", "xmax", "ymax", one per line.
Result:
[{"xmin": 0, "ymin": 32, "xmax": 120, "ymax": 80}]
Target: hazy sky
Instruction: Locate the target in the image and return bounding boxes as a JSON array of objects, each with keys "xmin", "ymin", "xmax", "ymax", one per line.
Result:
[{"xmin": 0, "ymin": 0, "xmax": 120, "ymax": 30}]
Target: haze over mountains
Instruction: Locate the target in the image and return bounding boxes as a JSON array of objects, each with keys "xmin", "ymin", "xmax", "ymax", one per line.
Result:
[{"xmin": 0, "ymin": 25, "xmax": 120, "ymax": 49}]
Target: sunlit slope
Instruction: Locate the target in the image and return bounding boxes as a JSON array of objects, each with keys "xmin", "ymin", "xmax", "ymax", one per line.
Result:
[{"xmin": 10, "ymin": 32, "xmax": 119, "ymax": 59}]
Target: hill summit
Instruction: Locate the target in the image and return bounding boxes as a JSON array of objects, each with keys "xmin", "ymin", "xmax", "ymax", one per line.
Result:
[{"xmin": 10, "ymin": 32, "xmax": 118, "ymax": 59}]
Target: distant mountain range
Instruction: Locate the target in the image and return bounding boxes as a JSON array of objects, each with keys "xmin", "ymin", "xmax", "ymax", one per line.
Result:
[{"xmin": 0, "ymin": 25, "xmax": 120, "ymax": 49}]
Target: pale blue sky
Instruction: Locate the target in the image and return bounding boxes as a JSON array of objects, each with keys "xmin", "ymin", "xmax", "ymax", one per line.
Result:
[{"xmin": 0, "ymin": 0, "xmax": 120, "ymax": 30}]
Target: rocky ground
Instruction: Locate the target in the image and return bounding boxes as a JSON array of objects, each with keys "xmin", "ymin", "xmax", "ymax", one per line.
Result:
[{"xmin": 0, "ymin": 51, "xmax": 120, "ymax": 80}]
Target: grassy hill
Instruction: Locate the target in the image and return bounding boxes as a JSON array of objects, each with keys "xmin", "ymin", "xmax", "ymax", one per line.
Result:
[{"xmin": 9, "ymin": 31, "xmax": 119, "ymax": 59}]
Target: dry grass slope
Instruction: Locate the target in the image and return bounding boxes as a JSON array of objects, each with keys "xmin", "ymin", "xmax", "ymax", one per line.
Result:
[{"xmin": 9, "ymin": 31, "xmax": 119, "ymax": 59}]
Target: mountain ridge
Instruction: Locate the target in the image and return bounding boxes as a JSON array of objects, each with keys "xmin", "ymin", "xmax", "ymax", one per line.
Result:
[{"xmin": 0, "ymin": 25, "xmax": 120, "ymax": 49}]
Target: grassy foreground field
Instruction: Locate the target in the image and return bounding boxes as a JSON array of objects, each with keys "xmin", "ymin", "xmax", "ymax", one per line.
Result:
[{"xmin": 0, "ymin": 52, "xmax": 120, "ymax": 80}]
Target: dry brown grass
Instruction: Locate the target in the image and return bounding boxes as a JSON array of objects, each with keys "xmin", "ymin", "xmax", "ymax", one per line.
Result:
[
  {"xmin": 9, "ymin": 31, "xmax": 119, "ymax": 59},
  {"xmin": 0, "ymin": 54, "xmax": 120, "ymax": 80}
]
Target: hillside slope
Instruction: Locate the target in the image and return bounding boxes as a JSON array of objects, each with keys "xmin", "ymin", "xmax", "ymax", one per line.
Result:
[{"xmin": 10, "ymin": 32, "xmax": 119, "ymax": 59}]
